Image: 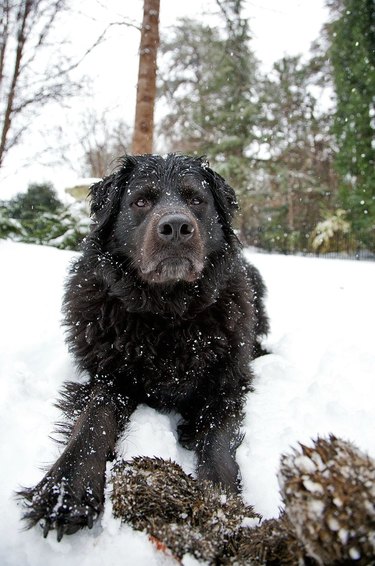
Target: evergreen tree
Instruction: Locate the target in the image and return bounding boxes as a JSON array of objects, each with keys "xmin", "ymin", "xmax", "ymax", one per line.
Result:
[
  {"xmin": 9, "ymin": 183, "xmax": 63, "ymax": 220},
  {"xmin": 328, "ymin": 0, "xmax": 375, "ymax": 249},
  {"xmin": 158, "ymin": 0, "xmax": 260, "ymax": 238},
  {"xmin": 158, "ymin": 1, "xmax": 360, "ymax": 254},
  {"xmin": 1, "ymin": 183, "xmax": 89, "ymax": 249},
  {"xmin": 0, "ymin": 202, "xmax": 24, "ymax": 239},
  {"xmin": 254, "ymin": 55, "xmax": 337, "ymax": 251}
]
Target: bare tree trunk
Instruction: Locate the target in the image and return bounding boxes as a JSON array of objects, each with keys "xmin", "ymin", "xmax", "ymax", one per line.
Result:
[
  {"xmin": 0, "ymin": 0, "xmax": 84, "ymax": 173},
  {"xmin": 131, "ymin": 0, "xmax": 160, "ymax": 155},
  {"xmin": 0, "ymin": 1, "xmax": 31, "ymax": 167}
]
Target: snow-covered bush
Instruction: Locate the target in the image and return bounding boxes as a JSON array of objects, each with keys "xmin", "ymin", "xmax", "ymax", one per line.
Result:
[
  {"xmin": 311, "ymin": 209, "xmax": 352, "ymax": 253},
  {"xmin": 0, "ymin": 192, "xmax": 90, "ymax": 251},
  {"xmin": 47, "ymin": 202, "xmax": 91, "ymax": 250},
  {"xmin": 0, "ymin": 204, "xmax": 25, "ymax": 239}
]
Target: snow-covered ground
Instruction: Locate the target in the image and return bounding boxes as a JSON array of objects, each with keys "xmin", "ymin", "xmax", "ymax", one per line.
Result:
[{"xmin": 0, "ymin": 241, "xmax": 374, "ymax": 565}]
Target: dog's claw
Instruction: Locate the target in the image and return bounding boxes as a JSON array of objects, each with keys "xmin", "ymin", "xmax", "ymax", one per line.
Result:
[
  {"xmin": 43, "ymin": 521, "xmax": 50, "ymax": 539},
  {"xmin": 56, "ymin": 524, "xmax": 64, "ymax": 542},
  {"xmin": 21, "ymin": 477, "xmax": 103, "ymax": 541}
]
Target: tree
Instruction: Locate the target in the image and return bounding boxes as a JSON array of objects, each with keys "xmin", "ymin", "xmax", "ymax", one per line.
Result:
[
  {"xmin": 158, "ymin": 0, "xmax": 259, "ymax": 238},
  {"xmin": 1, "ymin": 182, "xmax": 89, "ymax": 249},
  {"xmin": 0, "ymin": 0, "xmax": 80, "ymax": 168},
  {"xmin": 159, "ymin": 2, "xmax": 258, "ymax": 162},
  {"xmin": 78, "ymin": 111, "xmax": 130, "ymax": 177},
  {"xmin": 9, "ymin": 182, "xmax": 62, "ymax": 220},
  {"xmin": 253, "ymin": 55, "xmax": 337, "ymax": 251},
  {"xmin": 3, "ymin": 182, "xmax": 62, "ymax": 244},
  {"xmin": 132, "ymin": 0, "xmax": 160, "ymax": 154},
  {"xmin": 327, "ymin": 0, "xmax": 375, "ymax": 249}
]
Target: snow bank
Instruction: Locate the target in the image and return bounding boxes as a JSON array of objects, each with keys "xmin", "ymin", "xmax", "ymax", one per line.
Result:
[{"xmin": 0, "ymin": 241, "xmax": 374, "ymax": 565}]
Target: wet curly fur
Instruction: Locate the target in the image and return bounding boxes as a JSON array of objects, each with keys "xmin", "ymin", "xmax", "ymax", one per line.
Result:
[{"xmin": 18, "ymin": 154, "xmax": 269, "ymax": 540}]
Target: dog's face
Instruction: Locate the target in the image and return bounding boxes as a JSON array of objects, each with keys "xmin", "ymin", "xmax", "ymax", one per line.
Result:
[{"xmin": 90, "ymin": 154, "xmax": 238, "ymax": 284}]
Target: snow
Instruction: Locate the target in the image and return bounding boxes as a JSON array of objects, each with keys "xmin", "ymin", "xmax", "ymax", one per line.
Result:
[{"xmin": 0, "ymin": 241, "xmax": 374, "ymax": 565}]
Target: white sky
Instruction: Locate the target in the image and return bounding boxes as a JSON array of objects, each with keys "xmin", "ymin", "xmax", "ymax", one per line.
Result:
[{"xmin": 0, "ymin": 0, "xmax": 329, "ymax": 199}]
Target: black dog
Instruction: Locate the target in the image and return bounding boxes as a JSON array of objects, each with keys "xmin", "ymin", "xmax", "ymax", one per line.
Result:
[{"xmin": 19, "ymin": 154, "xmax": 269, "ymax": 541}]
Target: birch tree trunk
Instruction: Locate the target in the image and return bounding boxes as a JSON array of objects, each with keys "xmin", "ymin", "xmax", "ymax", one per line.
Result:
[{"xmin": 131, "ymin": 0, "xmax": 160, "ymax": 155}]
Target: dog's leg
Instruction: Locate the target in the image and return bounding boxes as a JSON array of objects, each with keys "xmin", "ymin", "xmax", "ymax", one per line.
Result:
[
  {"xmin": 19, "ymin": 384, "xmax": 135, "ymax": 541},
  {"xmin": 196, "ymin": 419, "xmax": 243, "ymax": 493},
  {"xmin": 245, "ymin": 262, "xmax": 270, "ymax": 357},
  {"xmin": 178, "ymin": 405, "xmax": 244, "ymax": 493}
]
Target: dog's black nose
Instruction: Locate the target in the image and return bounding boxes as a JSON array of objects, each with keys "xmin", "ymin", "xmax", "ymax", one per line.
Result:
[{"xmin": 158, "ymin": 214, "xmax": 194, "ymax": 242}]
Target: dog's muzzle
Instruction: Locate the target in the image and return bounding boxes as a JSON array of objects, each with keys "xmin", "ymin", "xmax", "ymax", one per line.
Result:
[{"xmin": 138, "ymin": 210, "xmax": 204, "ymax": 284}]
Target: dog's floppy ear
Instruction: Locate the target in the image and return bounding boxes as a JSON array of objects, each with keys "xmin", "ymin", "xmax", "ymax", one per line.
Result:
[
  {"xmin": 199, "ymin": 158, "xmax": 239, "ymax": 236},
  {"xmin": 88, "ymin": 155, "xmax": 137, "ymax": 233},
  {"xmin": 89, "ymin": 175, "xmax": 117, "ymax": 216}
]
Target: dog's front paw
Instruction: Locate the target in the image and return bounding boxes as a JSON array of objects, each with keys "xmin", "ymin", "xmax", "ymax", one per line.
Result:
[{"xmin": 18, "ymin": 475, "xmax": 103, "ymax": 541}]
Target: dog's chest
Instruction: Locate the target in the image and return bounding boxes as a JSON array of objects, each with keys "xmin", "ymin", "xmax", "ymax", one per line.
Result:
[
  {"xmin": 123, "ymin": 316, "xmax": 229, "ymax": 404},
  {"xmin": 130, "ymin": 319, "xmax": 226, "ymax": 367}
]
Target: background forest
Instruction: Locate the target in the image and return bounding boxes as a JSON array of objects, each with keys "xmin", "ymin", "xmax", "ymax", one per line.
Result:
[{"xmin": 0, "ymin": 0, "xmax": 374, "ymax": 257}]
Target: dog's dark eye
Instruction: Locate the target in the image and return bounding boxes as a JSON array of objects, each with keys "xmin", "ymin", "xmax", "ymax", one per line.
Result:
[
  {"xmin": 190, "ymin": 197, "xmax": 203, "ymax": 206},
  {"xmin": 133, "ymin": 198, "xmax": 148, "ymax": 208}
]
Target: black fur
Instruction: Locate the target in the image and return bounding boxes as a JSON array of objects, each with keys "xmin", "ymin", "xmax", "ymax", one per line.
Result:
[{"xmin": 18, "ymin": 154, "xmax": 269, "ymax": 540}]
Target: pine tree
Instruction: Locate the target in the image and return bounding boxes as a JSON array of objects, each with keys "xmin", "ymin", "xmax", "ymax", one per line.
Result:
[
  {"xmin": 2, "ymin": 183, "xmax": 89, "ymax": 249},
  {"xmin": 328, "ymin": 0, "xmax": 375, "ymax": 249},
  {"xmin": 9, "ymin": 183, "xmax": 63, "ymax": 220},
  {"xmin": 158, "ymin": 1, "xmax": 259, "ymax": 231},
  {"xmin": 255, "ymin": 55, "xmax": 337, "ymax": 251}
]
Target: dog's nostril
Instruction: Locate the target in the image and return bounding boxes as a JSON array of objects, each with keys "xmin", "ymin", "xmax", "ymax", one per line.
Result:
[
  {"xmin": 160, "ymin": 223, "xmax": 173, "ymax": 236},
  {"xmin": 181, "ymin": 223, "xmax": 194, "ymax": 236}
]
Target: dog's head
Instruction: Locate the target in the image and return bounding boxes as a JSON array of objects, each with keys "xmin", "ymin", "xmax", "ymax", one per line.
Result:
[{"xmin": 89, "ymin": 154, "xmax": 238, "ymax": 284}]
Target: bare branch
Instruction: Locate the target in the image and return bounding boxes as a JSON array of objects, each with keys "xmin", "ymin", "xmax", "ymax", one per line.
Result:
[
  {"xmin": 0, "ymin": 0, "xmax": 83, "ymax": 169},
  {"xmin": 0, "ymin": 0, "xmax": 11, "ymax": 90},
  {"xmin": 61, "ymin": 20, "xmax": 141, "ymax": 76},
  {"xmin": 0, "ymin": 1, "xmax": 141, "ymax": 171},
  {"xmin": 0, "ymin": 0, "xmax": 33, "ymax": 166}
]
